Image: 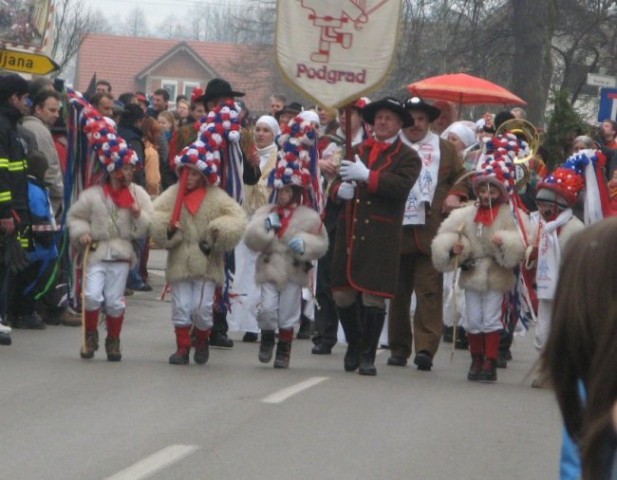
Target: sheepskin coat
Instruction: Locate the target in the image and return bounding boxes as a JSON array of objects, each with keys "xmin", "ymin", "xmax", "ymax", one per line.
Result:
[
  {"xmin": 150, "ymin": 183, "xmax": 247, "ymax": 284},
  {"xmin": 67, "ymin": 183, "xmax": 153, "ymax": 267},
  {"xmin": 244, "ymin": 204, "xmax": 329, "ymax": 289},
  {"xmin": 431, "ymin": 203, "xmax": 531, "ymax": 292}
]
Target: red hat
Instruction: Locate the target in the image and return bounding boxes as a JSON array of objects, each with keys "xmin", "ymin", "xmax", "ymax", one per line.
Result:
[{"xmin": 536, "ymin": 153, "xmax": 587, "ymax": 207}]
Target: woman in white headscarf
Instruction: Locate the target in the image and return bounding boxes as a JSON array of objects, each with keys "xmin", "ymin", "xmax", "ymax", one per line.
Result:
[
  {"xmin": 441, "ymin": 121, "xmax": 478, "ymax": 171},
  {"xmin": 230, "ymin": 115, "xmax": 280, "ymax": 342}
]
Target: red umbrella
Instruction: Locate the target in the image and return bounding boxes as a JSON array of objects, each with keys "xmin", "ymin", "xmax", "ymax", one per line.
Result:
[{"xmin": 407, "ymin": 73, "xmax": 526, "ymax": 105}]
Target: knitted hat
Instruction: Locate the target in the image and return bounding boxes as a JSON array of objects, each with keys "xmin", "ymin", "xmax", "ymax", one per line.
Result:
[
  {"xmin": 268, "ymin": 115, "xmax": 316, "ymax": 190},
  {"xmin": 482, "ymin": 132, "xmax": 529, "ymax": 163},
  {"xmin": 536, "ymin": 153, "xmax": 588, "ymax": 208},
  {"xmin": 0, "ymin": 74, "xmax": 29, "ymax": 102},
  {"xmin": 174, "ymin": 99, "xmax": 241, "ymax": 186}
]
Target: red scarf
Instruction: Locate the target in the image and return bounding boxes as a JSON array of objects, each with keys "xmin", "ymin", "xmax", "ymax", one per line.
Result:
[
  {"xmin": 275, "ymin": 205, "xmax": 296, "ymax": 239},
  {"xmin": 364, "ymin": 138, "xmax": 391, "ymax": 167},
  {"xmin": 183, "ymin": 187, "xmax": 207, "ymax": 216},
  {"xmin": 474, "ymin": 203, "xmax": 501, "ymax": 226},
  {"xmin": 103, "ymin": 183, "xmax": 135, "ymax": 209}
]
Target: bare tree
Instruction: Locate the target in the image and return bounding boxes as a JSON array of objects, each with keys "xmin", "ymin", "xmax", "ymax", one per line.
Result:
[
  {"xmin": 123, "ymin": 7, "xmax": 150, "ymax": 37},
  {"xmin": 51, "ymin": 0, "xmax": 95, "ymax": 77}
]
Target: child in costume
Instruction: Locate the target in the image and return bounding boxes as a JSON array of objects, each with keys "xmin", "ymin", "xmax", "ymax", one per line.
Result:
[
  {"xmin": 530, "ymin": 155, "xmax": 587, "ymax": 354},
  {"xmin": 67, "ymin": 109, "xmax": 153, "ymax": 361},
  {"xmin": 432, "ymin": 134, "xmax": 531, "ymax": 382},
  {"xmin": 243, "ymin": 115, "xmax": 329, "ymax": 369},
  {"xmin": 150, "ymin": 110, "xmax": 247, "ymax": 366}
]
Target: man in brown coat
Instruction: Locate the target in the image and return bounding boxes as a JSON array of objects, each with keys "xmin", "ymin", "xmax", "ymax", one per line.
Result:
[
  {"xmin": 330, "ymin": 97, "xmax": 421, "ymax": 376},
  {"xmin": 387, "ymin": 96, "xmax": 469, "ymax": 371}
]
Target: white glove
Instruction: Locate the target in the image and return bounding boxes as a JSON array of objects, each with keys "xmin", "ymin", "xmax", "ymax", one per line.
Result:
[
  {"xmin": 337, "ymin": 181, "xmax": 356, "ymax": 200},
  {"xmin": 264, "ymin": 212, "xmax": 281, "ymax": 231},
  {"xmin": 340, "ymin": 155, "xmax": 370, "ymax": 182},
  {"xmin": 288, "ymin": 237, "xmax": 305, "ymax": 255}
]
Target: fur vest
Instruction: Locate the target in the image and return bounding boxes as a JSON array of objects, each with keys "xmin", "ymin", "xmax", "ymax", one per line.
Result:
[
  {"xmin": 150, "ymin": 183, "xmax": 247, "ymax": 284},
  {"xmin": 67, "ymin": 184, "xmax": 152, "ymax": 267},
  {"xmin": 244, "ymin": 204, "xmax": 328, "ymax": 288},
  {"xmin": 432, "ymin": 203, "xmax": 531, "ymax": 292}
]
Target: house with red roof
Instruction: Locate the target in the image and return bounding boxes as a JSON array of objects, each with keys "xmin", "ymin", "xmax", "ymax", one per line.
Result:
[{"xmin": 75, "ymin": 34, "xmax": 277, "ymax": 112}]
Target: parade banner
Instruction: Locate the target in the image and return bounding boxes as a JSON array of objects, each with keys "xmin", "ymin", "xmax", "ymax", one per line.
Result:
[{"xmin": 276, "ymin": 0, "xmax": 403, "ymax": 109}]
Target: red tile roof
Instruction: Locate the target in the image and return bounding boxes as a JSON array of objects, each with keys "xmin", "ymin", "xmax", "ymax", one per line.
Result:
[{"xmin": 75, "ymin": 34, "xmax": 273, "ymax": 111}]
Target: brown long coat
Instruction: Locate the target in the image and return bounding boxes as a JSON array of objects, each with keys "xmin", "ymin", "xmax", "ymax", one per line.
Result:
[
  {"xmin": 400, "ymin": 137, "xmax": 469, "ymax": 255},
  {"xmin": 331, "ymin": 138, "xmax": 421, "ymax": 297}
]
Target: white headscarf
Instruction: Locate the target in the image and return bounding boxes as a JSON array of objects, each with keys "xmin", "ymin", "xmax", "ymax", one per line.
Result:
[
  {"xmin": 441, "ymin": 121, "xmax": 476, "ymax": 148},
  {"xmin": 298, "ymin": 110, "xmax": 320, "ymax": 126},
  {"xmin": 256, "ymin": 115, "xmax": 281, "ymax": 137}
]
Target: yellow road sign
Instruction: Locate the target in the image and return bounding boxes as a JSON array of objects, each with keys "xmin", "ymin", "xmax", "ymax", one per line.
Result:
[{"xmin": 0, "ymin": 49, "xmax": 59, "ymax": 75}]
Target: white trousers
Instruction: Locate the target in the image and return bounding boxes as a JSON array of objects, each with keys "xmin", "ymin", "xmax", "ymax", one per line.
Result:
[
  {"xmin": 534, "ymin": 299, "xmax": 552, "ymax": 352},
  {"xmin": 171, "ymin": 279, "xmax": 216, "ymax": 330},
  {"xmin": 258, "ymin": 281, "xmax": 302, "ymax": 331},
  {"xmin": 464, "ymin": 289, "xmax": 503, "ymax": 334},
  {"xmin": 85, "ymin": 261, "xmax": 129, "ymax": 317},
  {"xmin": 228, "ymin": 239, "xmax": 260, "ymax": 333}
]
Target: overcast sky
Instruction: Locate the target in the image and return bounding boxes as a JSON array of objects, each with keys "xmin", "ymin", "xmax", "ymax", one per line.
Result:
[{"xmin": 80, "ymin": 0, "xmax": 246, "ymax": 29}]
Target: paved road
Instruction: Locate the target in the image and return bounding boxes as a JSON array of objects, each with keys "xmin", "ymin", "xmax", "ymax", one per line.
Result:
[{"xmin": 0, "ymin": 251, "xmax": 562, "ymax": 480}]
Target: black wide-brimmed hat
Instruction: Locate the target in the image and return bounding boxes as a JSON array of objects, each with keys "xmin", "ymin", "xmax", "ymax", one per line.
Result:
[
  {"xmin": 403, "ymin": 96, "xmax": 441, "ymax": 122},
  {"xmin": 195, "ymin": 78, "xmax": 245, "ymax": 105},
  {"xmin": 362, "ymin": 96, "xmax": 413, "ymax": 128},
  {"xmin": 274, "ymin": 102, "xmax": 304, "ymax": 120}
]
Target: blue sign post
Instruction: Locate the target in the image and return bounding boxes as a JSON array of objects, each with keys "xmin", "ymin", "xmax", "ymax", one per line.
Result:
[{"xmin": 598, "ymin": 87, "xmax": 617, "ymax": 122}]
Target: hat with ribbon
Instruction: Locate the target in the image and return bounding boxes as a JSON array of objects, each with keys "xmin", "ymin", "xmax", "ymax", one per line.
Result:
[
  {"xmin": 174, "ymin": 99, "xmax": 242, "ymax": 186},
  {"xmin": 536, "ymin": 153, "xmax": 588, "ymax": 208},
  {"xmin": 362, "ymin": 96, "xmax": 413, "ymax": 128},
  {"xmin": 268, "ymin": 115, "xmax": 317, "ymax": 190},
  {"xmin": 80, "ymin": 105, "xmax": 139, "ymax": 173}
]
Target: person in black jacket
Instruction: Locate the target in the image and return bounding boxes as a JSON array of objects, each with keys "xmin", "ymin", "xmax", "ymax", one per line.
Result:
[{"xmin": 0, "ymin": 74, "xmax": 41, "ymax": 338}]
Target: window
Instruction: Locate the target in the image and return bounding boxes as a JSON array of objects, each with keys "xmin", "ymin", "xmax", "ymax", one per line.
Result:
[
  {"xmin": 161, "ymin": 80, "xmax": 177, "ymax": 104},
  {"xmin": 183, "ymin": 81, "xmax": 200, "ymax": 98}
]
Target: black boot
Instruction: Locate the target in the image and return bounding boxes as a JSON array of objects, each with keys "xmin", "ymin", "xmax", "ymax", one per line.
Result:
[
  {"xmin": 259, "ymin": 330, "xmax": 276, "ymax": 363},
  {"xmin": 477, "ymin": 359, "xmax": 497, "ymax": 382},
  {"xmin": 273, "ymin": 329, "xmax": 293, "ymax": 369},
  {"xmin": 296, "ymin": 314, "xmax": 313, "ymax": 339},
  {"xmin": 455, "ymin": 326, "xmax": 469, "ymax": 350},
  {"xmin": 467, "ymin": 355, "xmax": 483, "ymax": 381},
  {"xmin": 358, "ymin": 306, "xmax": 386, "ymax": 376},
  {"xmin": 337, "ymin": 303, "xmax": 361, "ymax": 372}
]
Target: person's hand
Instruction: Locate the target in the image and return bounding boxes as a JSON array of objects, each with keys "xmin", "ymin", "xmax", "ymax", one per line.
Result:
[
  {"xmin": 340, "ymin": 155, "xmax": 369, "ymax": 182},
  {"xmin": 442, "ymin": 194, "xmax": 462, "ymax": 213},
  {"xmin": 319, "ymin": 157, "xmax": 338, "ymax": 178},
  {"xmin": 248, "ymin": 149, "xmax": 260, "ymax": 168},
  {"xmin": 337, "ymin": 181, "xmax": 356, "ymax": 200},
  {"xmin": 265, "ymin": 212, "xmax": 282, "ymax": 231},
  {"xmin": 492, "ymin": 233, "xmax": 503, "ymax": 246},
  {"xmin": 452, "ymin": 241, "xmax": 464, "ymax": 256},
  {"xmin": 0, "ymin": 217, "xmax": 14, "ymax": 235},
  {"xmin": 288, "ymin": 237, "xmax": 305, "ymax": 255},
  {"xmin": 80, "ymin": 233, "xmax": 92, "ymax": 246}
]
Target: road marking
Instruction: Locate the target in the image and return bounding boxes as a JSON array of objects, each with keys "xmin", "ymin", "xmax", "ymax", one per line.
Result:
[
  {"xmin": 262, "ymin": 377, "xmax": 329, "ymax": 404},
  {"xmin": 104, "ymin": 444, "xmax": 199, "ymax": 480}
]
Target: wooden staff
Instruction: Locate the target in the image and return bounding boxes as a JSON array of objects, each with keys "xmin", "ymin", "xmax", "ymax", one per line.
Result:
[
  {"xmin": 450, "ymin": 223, "xmax": 466, "ymax": 364},
  {"xmin": 80, "ymin": 246, "xmax": 91, "ymax": 357}
]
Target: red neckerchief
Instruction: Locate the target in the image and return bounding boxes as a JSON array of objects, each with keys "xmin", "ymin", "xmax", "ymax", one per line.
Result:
[
  {"xmin": 183, "ymin": 187, "xmax": 207, "ymax": 216},
  {"xmin": 474, "ymin": 203, "xmax": 501, "ymax": 226},
  {"xmin": 275, "ymin": 204, "xmax": 296, "ymax": 239},
  {"xmin": 364, "ymin": 138, "xmax": 391, "ymax": 167},
  {"xmin": 103, "ymin": 183, "xmax": 135, "ymax": 209}
]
